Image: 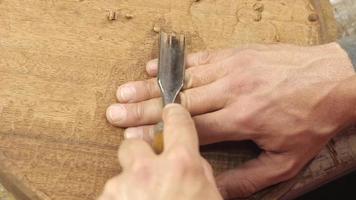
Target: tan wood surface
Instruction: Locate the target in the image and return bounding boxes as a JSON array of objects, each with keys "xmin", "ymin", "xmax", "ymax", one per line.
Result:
[{"xmin": 0, "ymin": 0, "xmax": 332, "ymax": 199}]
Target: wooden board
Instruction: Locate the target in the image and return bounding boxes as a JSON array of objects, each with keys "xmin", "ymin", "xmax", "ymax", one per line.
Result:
[{"xmin": 0, "ymin": 0, "xmax": 335, "ymax": 199}]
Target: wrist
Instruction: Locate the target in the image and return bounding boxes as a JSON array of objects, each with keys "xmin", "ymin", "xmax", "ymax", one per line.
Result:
[
  {"xmin": 331, "ymin": 76, "xmax": 356, "ymax": 127},
  {"xmin": 341, "ymin": 76, "xmax": 356, "ymax": 122}
]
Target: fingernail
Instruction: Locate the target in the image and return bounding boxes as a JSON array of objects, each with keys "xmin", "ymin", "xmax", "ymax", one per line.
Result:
[
  {"xmin": 146, "ymin": 60, "xmax": 158, "ymax": 74},
  {"xmin": 107, "ymin": 105, "xmax": 127, "ymax": 123},
  {"xmin": 119, "ymin": 85, "xmax": 136, "ymax": 102},
  {"xmin": 124, "ymin": 128, "xmax": 142, "ymax": 139}
]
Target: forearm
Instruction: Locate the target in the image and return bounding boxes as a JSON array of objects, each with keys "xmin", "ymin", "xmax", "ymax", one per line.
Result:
[
  {"xmin": 328, "ymin": 0, "xmax": 356, "ymax": 68},
  {"xmin": 332, "ymin": 75, "xmax": 356, "ymax": 127},
  {"xmin": 338, "ymin": 36, "xmax": 356, "ymax": 69}
]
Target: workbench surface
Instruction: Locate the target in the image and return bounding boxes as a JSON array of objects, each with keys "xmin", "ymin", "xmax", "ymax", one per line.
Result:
[{"xmin": 1, "ymin": 0, "xmax": 353, "ymax": 200}]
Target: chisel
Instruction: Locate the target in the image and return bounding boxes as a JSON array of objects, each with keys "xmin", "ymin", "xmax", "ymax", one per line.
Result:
[{"xmin": 152, "ymin": 32, "xmax": 186, "ymax": 154}]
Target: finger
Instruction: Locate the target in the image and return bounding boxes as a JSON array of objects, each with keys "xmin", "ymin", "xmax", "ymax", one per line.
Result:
[
  {"xmin": 193, "ymin": 109, "xmax": 253, "ymax": 145},
  {"xmin": 107, "ymin": 81, "xmax": 228, "ymax": 127},
  {"xmin": 106, "ymin": 98, "xmax": 162, "ymax": 127},
  {"xmin": 146, "ymin": 59, "xmax": 158, "ymax": 76},
  {"xmin": 180, "ymin": 79, "xmax": 228, "ymax": 115},
  {"xmin": 116, "ymin": 79, "xmax": 159, "ymax": 103},
  {"xmin": 216, "ymin": 152, "xmax": 299, "ymax": 199},
  {"xmin": 121, "ymin": 109, "xmax": 249, "ymax": 146},
  {"xmin": 186, "ymin": 49, "xmax": 237, "ymax": 67},
  {"xmin": 99, "ymin": 176, "xmax": 121, "ymax": 200},
  {"xmin": 145, "ymin": 49, "xmax": 237, "ymax": 76},
  {"xmin": 184, "ymin": 61, "xmax": 229, "ymax": 89},
  {"xmin": 163, "ymin": 104, "xmax": 198, "ymax": 152},
  {"xmin": 124, "ymin": 125, "xmax": 155, "ymax": 144},
  {"xmin": 120, "ymin": 61, "xmax": 229, "ymax": 103},
  {"xmin": 118, "ymin": 139, "xmax": 155, "ymax": 169}
]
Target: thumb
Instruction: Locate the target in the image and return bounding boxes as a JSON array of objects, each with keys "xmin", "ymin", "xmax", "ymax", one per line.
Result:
[
  {"xmin": 216, "ymin": 152, "xmax": 299, "ymax": 199},
  {"xmin": 162, "ymin": 104, "xmax": 199, "ymax": 152}
]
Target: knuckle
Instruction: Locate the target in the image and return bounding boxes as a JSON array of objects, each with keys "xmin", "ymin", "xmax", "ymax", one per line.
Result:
[
  {"xmin": 179, "ymin": 91, "xmax": 191, "ymax": 111},
  {"xmin": 167, "ymin": 147, "xmax": 196, "ymax": 170},
  {"xmin": 234, "ymin": 113, "xmax": 249, "ymax": 125},
  {"xmin": 197, "ymin": 51, "xmax": 212, "ymax": 65},
  {"xmin": 234, "ymin": 49, "xmax": 259, "ymax": 67},
  {"xmin": 131, "ymin": 158, "xmax": 152, "ymax": 172},
  {"xmin": 227, "ymin": 70, "xmax": 264, "ymax": 95},
  {"xmin": 133, "ymin": 103, "xmax": 144, "ymax": 122},
  {"xmin": 144, "ymin": 79, "xmax": 158, "ymax": 98},
  {"xmin": 233, "ymin": 111, "xmax": 255, "ymax": 129},
  {"xmin": 230, "ymin": 100, "xmax": 261, "ymax": 130},
  {"xmin": 184, "ymin": 70, "xmax": 194, "ymax": 89},
  {"xmin": 277, "ymin": 158, "xmax": 300, "ymax": 181}
]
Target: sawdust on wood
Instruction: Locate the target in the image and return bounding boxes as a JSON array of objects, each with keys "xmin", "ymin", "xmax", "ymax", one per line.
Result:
[{"xmin": 0, "ymin": 0, "xmax": 338, "ymax": 200}]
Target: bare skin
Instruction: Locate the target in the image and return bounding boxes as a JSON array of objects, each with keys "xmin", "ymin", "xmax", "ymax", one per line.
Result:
[
  {"xmin": 99, "ymin": 104, "xmax": 222, "ymax": 200},
  {"xmin": 105, "ymin": 42, "xmax": 355, "ymax": 199}
]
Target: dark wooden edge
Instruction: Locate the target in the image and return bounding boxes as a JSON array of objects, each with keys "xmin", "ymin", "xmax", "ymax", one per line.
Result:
[
  {"xmin": 281, "ymin": 163, "xmax": 356, "ymax": 200},
  {"xmin": 0, "ymin": 152, "xmax": 46, "ymax": 200}
]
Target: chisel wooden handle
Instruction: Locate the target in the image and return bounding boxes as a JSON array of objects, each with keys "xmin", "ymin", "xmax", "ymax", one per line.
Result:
[{"xmin": 152, "ymin": 122, "xmax": 164, "ymax": 154}]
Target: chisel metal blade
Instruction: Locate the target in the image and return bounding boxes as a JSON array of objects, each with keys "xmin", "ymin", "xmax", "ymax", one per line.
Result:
[
  {"xmin": 152, "ymin": 32, "xmax": 186, "ymax": 154},
  {"xmin": 158, "ymin": 32, "xmax": 186, "ymax": 106}
]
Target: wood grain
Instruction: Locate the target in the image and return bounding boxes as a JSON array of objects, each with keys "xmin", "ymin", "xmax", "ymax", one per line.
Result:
[{"xmin": 0, "ymin": 0, "xmax": 329, "ymax": 199}]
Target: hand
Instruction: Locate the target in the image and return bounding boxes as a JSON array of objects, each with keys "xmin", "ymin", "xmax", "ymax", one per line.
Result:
[
  {"xmin": 100, "ymin": 104, "xmax": 222, "ymax": 200},
  {"xmin": 106, "ymin": 43, "xmax": 355, "ymax": 198}
]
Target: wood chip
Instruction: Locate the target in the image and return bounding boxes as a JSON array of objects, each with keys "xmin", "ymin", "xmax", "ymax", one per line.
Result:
[
  {"xmin": 125, "ymin": 13, "xmax": 134, "ymax": 19},
  {"xmin": 308, "ymin": 13, "xmax": 319, "ymax": 22},
  {"xmin": 107, "ymin": 10, "xmax": 117, "ymax": 21},
  {"xmin": 153, "ymin": 24, "xmax": 161, "ymax": 33},
  {"xmin": 254, "ymin": 12, "xmax": 262, "ymax": 21},
  {"xmin": 253, "ymin": 2, "xmax": 264, "ymax": 12}
]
